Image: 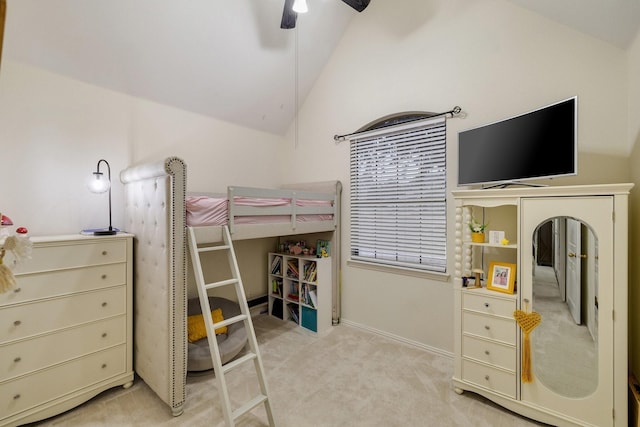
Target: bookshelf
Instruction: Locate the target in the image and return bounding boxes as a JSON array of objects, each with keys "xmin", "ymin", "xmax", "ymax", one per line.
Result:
[{"xmin": 268, "ymin": 252, "xmax": 331, "ymax": 334}]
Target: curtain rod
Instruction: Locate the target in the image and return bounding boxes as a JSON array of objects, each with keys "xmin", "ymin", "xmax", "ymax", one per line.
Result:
[{"xmin": 333, "ymin": 106, "xmax": 463, "ymax": 143}]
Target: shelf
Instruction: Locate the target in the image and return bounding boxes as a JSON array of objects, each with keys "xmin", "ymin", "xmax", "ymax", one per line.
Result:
[
  {"xmin": 268, "ymin": 252, "xmax": 331, "ymax": 334},
  {"xmin": 464, "ymin": 242, "xmax": 517, "ymax": 249}
]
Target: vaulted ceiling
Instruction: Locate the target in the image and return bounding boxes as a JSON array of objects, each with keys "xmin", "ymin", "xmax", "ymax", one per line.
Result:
[{"xmin": 3, "ymin": 0, "xmax": 639, "ymax": 135}]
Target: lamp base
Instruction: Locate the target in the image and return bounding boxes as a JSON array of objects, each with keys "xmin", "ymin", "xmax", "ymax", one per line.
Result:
[
  {"xmin": 80, "ymin": 227, "xmax": 120, "ymax": 236},
  {"xmin": 94, "ymin": 230, "xmax": 117, "ymax": 236}
]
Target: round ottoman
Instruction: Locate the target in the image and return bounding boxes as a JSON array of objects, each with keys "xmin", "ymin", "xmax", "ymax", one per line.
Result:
[{"xmin": 187, "ymin": 297, "xmax": 247, "ymax": 372}]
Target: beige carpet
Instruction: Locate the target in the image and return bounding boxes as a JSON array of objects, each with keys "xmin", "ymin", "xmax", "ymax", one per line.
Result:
[
  {"xmin": 29, "ymin": 315, "xmax": 546, "ymax": 427},
  {"xmin": 532, "ymin": 265, "xmax": 597, "ymax": 398}
]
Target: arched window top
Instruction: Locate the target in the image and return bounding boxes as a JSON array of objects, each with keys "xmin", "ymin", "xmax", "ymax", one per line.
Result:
[{"xmin": 356, "ymin": 111, "xmax": 438, "ymax": 133}]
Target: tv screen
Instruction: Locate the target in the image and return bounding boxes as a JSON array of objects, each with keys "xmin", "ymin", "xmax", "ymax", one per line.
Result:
[{"xmin": 458, "ymin": 97, "xmax": 577, "ymax": 187}]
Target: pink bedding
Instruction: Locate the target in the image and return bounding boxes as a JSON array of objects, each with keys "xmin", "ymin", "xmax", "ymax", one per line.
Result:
[{"xmin": 186, "ymin": 195, "xmax": 333, "ymax": 227}]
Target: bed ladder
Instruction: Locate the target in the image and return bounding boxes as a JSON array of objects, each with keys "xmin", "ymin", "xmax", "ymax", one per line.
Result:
[{"xmin": 187, "ymin": 225, "xmax": 275, "ymax": 427}]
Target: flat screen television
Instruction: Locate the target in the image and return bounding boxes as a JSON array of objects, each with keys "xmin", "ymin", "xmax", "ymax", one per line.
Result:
[{"xmin": 458, "ymin": 97, "xmax": 577, "ymax": 187}]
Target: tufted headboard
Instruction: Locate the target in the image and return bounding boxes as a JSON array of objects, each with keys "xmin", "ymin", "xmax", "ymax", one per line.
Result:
[{"xmin": 120, "ymin": 157, "xmax": 187, "ymax": 416}]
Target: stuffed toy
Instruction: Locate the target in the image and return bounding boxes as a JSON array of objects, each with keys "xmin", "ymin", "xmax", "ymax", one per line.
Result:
[{"xmin": 0, "ymin": 214, "xmax": 32, "ymax": 293}]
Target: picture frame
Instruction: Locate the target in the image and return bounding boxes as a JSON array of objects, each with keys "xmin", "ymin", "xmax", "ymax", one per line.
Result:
[
  {"xmin": 487, "ymin": 261, "xmax": 516, "ymax": 294},
  {"xmin": 316, "ymin": 239, "xmax": 330, "ymax": 258}
]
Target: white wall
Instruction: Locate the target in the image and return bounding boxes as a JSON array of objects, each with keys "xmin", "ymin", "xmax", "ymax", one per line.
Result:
[
  {"xmin": 282, "ymin": 0, "xmax": 630, "ymax": 353},
  {"xmin": 0, "ymin": 61, "xmax": 132, "ymax": 235},
  {"xmin": 626, "ymin": 29, "xmax": 640, "ymax": 378},
  {"xmin": 0, "ymin": 60, "xmax": 284, "ymax": 237}
]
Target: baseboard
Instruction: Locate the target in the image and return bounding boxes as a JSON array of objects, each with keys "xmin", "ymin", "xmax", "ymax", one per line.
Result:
[{"xmin": 339, "ymin": 318, "xmax": 454, "ymax": 359}]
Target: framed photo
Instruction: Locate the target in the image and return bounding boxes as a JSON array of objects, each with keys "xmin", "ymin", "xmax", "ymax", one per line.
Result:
[
  {"xmin": 316, "ymin": 239, "xmax": 330, "ymax": 258},
  {"xmin": 487, "ymin": 261, "xmax": 516, "ymax": 294}
]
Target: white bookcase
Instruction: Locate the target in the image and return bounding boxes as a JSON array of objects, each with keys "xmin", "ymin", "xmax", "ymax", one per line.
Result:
[{"xmin": 267, "ymin": 253, "xmax": 331, "ymax": 334}]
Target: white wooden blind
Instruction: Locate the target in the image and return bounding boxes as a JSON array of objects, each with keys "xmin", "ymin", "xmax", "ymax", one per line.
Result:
[{"xmin": 349, "ymin": 116, "xmax": 446, "ymax": 272}]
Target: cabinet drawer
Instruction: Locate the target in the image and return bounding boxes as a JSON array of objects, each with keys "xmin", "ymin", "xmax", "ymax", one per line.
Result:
[
  {"xmin": 0, "ymin": 287, "xmax": 126, "ymax": 343},
  {"xmin": 462, "ymin": 292, "xmax": 515, "ymax": 318},
  {"xmin": 462, "ymin": 334, "xmax": 516, "ymax": 371},
  {"xmin": 462, "ymin": 311, "xmax": 516, "ymax": 345},
  {"xmin": 16, "ymin": 240, "xmax": 126, "ymax": 274},
  {"xmin": 2, "ymin": 264, "xmax": 126, "ymax": 307},
  {"xmin": 1, "ymin": 344, "xmax": 126, "ymax": 421},
  {"xmin": 1, "ymin": 316, "xmax": 126, "ymax": 382},
  {"xmin": 462, "ymin": 359, "xmax": 516, "ymax": 398}
]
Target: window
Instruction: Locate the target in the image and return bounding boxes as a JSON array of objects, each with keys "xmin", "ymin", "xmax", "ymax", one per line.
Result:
[{"xmin": 349, "ymin": 115, "xmax": 447, "ymax": 272}]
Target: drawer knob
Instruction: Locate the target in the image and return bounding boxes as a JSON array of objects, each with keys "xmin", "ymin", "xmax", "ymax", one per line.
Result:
[
  {"xmin": 102, "ymin": 332, "xmax": 108, "ymax": 338},
  {"xmin": 101, "ymin": 274, "xmax": 107, "ymax": 280},
  {"xmin": 13, "ymin": 394, "xmax": 21, "ymax": 400},
  {"xmin": 484, "ymin": 375, "xmax": 490, "ymax": 381},
  {"xmin": 102, "ymin": 250, "xmax": 108, "ymax": 256},
  {"xmin": 14, "ymin": 356, "xmax": 21, "ymax": 363},
  {"xmin": 484, "ymin": 302, "xmax": 490, "ymax": 308},
  {"xmin": 102, "ymin": 302, "xmax": 108, "ymax": 307},
  {"xmin": 102, "ymin": 363, "xmax": 107, "ymax": 369},
  {"xmin": 484, "ymin": 350, "xmax": 490, "ymax": 355},
  {"xmin": 13, "ymin": 320, "xmax": 21, "ymax": 326},
  {"xmin": 484, "ymin": 325, "xmax": 490, "ymax": 330},
  {"xmin": 14, "ymin": 287, "xmax": 21, "ymax": 293}
]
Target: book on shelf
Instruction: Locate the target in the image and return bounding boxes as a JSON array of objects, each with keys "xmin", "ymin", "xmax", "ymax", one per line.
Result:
[
  {"xmin": 303, "ymin": 262, "xmax": 317, "ymax": 282},
  {"xmin": 286, "ymin": 260, "xmax": 299, "ymax": 278},
  {"xmin": 288, "ymin": 304, "xmax": 299, "ymax": 323},
  {"xmin": 271, "ymin": 279, "xmax": 283, "ymax": 297},
  {"xmin": 300, "ymin": 284, "xmax": 317, "ymax": 308},
  {"xmin": 308, "ymin": 289, "xmax": 318, "ymax": 308},
  {"xmin": 270, "ymin": 256, "xmax": 282, "ymax": 275}
]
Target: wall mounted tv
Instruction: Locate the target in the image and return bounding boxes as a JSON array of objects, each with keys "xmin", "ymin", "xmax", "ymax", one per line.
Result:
[{"xmin": 458, "ymin": 96, "xmax": 577, "ymax": 187}]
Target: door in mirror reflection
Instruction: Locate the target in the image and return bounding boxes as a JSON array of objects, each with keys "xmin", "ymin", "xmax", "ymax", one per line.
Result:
[
  {"xmin": 532, "ymin": 217, "xmax": 597, "ymax": 398},
  {"xmin": 521, "ymin": 196, "xmax": 614, "ymax": 427}
]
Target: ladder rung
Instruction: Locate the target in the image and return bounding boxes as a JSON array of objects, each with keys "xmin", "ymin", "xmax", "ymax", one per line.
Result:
[
  {"xmin": 198, "ymin": 244, "xmax": 231, "ymax": 253},
  {"xmin": 232, "ymin": 394, "xmax": 268, "ymax": 420},
  {"xmin": 204, "ymin": 278, "xmax": 239, "ymax": 290},
  {"xmin": 214, "ymin": 314, "xmax": 247, "ymax": 330},
  {"xmin": 222, "ymin": 352, "xmax": 256, "ymax": 373}
]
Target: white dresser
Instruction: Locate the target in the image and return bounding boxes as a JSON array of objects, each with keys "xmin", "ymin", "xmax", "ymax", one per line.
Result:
[
  {"xmin": 460, "ymin": 288, "xmax": 517, "ymax": 399},
  {"xmin": 0, "ymin": 234, "xmax": 134, "ymax": 427},
  {"xmin": 452, "ymin": 184, "xmax": 632, "ymax": 427}
]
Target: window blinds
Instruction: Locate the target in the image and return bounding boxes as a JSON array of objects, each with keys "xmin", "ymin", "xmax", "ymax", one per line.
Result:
[{"xmin": 349, "ymin": 116, "xmax": 446, "ymax": 272}]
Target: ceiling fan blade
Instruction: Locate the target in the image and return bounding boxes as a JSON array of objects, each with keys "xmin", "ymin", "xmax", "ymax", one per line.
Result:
[
  {"xmin": 341, "ymin": 0, "xmax": 370, "ymax": 13},
  {"xmin": 281, "ymin": 0, "xmax": 297, "ymax": 29}
]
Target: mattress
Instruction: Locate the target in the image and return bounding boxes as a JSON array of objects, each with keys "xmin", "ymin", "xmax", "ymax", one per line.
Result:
[{"xmin": 186, "ymin": 194, "xmax": 334, "ymax": 227}]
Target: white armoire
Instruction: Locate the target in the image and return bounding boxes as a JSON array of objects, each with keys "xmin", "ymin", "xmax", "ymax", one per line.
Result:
[{"xmin": 452, "ymin": 184, "xmax": 632, "ymax": 427}]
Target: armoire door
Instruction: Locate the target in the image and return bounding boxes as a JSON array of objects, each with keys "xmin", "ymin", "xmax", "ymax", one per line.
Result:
[{"xmin": 520, "ymin": 196, "xmax": 614, "ymax": 427}]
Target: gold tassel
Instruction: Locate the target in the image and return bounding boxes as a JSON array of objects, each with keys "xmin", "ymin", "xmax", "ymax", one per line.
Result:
[
  {"xmin": 521, "ymin": 332, "xmax": 533, "ymax": 383},
  {"xmin": 514, "ymin": 305, "xmax": 541, "ymax": 384}
]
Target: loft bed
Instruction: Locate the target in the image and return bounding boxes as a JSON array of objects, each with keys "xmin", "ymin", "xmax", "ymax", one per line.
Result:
[{"xmin": 119, "ymin": 157, "xmax": 341, "ymax": 416}]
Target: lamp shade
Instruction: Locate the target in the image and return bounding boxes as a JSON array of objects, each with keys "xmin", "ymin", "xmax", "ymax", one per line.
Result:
[
  {"xmin": 88, "ymin": 172, "xmax": 110, "ymax": 193},
  {"xmin": 292, "ymin": 0, "xmax": 308, "ymax": 13}
]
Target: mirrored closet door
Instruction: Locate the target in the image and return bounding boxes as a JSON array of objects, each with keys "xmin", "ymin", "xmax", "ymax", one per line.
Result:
[{"xmin": 520, "ymin": 196, "xmax": 614, "ymax": 426}]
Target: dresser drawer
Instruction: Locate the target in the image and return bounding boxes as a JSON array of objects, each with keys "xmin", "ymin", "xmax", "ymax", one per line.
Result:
[
  {"xmin": 0, "ymin": 286, "xmax": 126, "ymax": 343},
  {"xmin": 1, "ymin": 344, "xmax": 127, "ymax": 421},
  {"xmin": 16, "ymin": 239, "xmax": 127, "ymax": 274},
  {"xmin": 462, "ymin": 291, "xmax": 515, "ymax": 318},
  {"xmin": 462, "ymin": 358, "xmax": 516, "ymax": 398},
  {"xmin": 462, "ymin": 311, "xmax": 516, "ymax": 345},
  {"xmin": 1, "ymin": 316, "xmax": 126, "ymax": 382},
  {"xmin": 2, "ymin": 263, "xmax": 126, "ymax": 307},
  {"xmin": 462, "ymin": 334, "xmax": 516, "ymax": 371}
]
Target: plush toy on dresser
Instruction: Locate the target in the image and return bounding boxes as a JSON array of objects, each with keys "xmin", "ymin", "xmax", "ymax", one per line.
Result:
[{"xmin": 0, "ymin": 213, "xmax": 31, "ymax": 293}]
